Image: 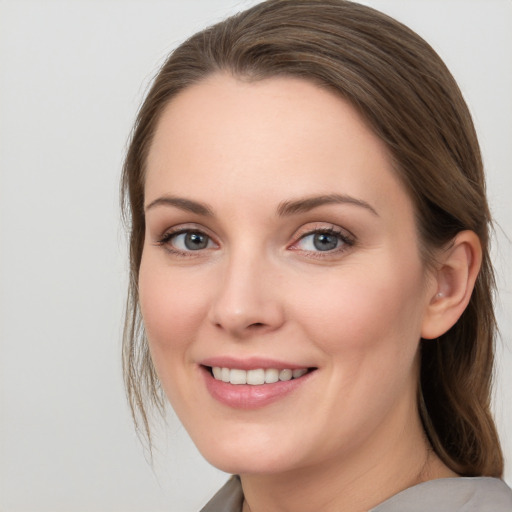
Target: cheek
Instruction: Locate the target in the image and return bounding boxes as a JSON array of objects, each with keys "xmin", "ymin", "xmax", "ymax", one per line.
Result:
[
  {"xmin": 290, "ymin": 258, "xmax": 427, "ymax": 435},
  {"xmin": 138, "ymin": 255, "xmax": 210, "ymax": 355},
  {"xmin": 290, "ymin": 257, "xmax": 427, "ymax": 359}
]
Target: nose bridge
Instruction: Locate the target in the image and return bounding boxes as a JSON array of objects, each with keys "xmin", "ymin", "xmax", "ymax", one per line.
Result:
[{"xmin": 209, "ymin": 242, "xmax": 284, "ymax": 337}]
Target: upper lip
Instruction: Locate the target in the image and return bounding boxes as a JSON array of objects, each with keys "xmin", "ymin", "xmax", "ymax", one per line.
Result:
[{"xmin": 200, "ymin": 356, "xmax": 313, "ymax": 371}]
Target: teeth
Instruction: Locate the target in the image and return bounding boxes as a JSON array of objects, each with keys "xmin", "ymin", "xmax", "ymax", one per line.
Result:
[
  {"xmin": 265, "ymin": 368, "xmax": 279, "ymax": 384},
  {"xmin": 230, "ymin": 369, "xmax": 247, "ymax": 385},
  {"xmin": 279, "ymin": 369, "xmax": 292, "ymax": 381},
  {"xmin": 247, "ymin": 369, "xmax": 265, "ymax": 385},
  {"xmin": 211, "ymin": 367, "xmax": 309, "ymax": 385}
]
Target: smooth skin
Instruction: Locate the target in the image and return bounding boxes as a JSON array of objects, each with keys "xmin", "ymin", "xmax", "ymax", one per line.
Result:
[{"xmin": 139, "ymin": 75, "xmax": 480, "ymax": 512}]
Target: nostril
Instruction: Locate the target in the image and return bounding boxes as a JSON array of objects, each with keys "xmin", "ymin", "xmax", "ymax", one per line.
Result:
[{"xmin": 249, "ymin": 322, "xmax": 265, "ymax": 328}]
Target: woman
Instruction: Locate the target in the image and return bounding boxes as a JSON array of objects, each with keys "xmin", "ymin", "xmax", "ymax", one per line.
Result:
[{"xmin": 121, "ymin": 1, "xmax": 512, "ymax": 510}]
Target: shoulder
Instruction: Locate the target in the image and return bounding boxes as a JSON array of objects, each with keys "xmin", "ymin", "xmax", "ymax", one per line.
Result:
[
  {"xmin": 199, "ymin": 475, "xmax": 243, "ymax": 512},
  {"xmin": 199, "ymin": 476, "xmax": 512, "ymax": 512},
  {"xmin": 371, "ymin": 477, "xmax": 512, "ymax": 512}
]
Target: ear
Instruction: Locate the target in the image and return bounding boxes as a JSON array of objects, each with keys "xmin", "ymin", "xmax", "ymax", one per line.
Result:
[{"xmin": 421, "ymin": 230, "xmax": 482, "ymax": 340}]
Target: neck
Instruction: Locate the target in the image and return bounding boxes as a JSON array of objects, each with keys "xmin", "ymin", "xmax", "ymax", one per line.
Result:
[{"xmin": 240, "ymin": 407, "xmax": 456, "ymax": 512}]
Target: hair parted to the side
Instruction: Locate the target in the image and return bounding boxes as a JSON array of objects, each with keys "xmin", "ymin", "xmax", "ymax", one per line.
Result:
[{"xmin": 121, "ymin": 0, "xmax": 503, "ymax": 475}]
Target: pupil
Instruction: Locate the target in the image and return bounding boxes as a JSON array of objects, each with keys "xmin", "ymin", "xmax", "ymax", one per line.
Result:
[
  {"xmin": 313, "ymin": 233, "xmax": 338, "ymax": 251},
  {"xmin": 185, "ymin": 232, "xmax": 208, "ymax": 250}
]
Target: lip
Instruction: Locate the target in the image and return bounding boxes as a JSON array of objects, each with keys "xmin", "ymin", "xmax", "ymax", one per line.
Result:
[{"xmin": 199, "ymin": 359, "xmax": 316, "ymax": 409}]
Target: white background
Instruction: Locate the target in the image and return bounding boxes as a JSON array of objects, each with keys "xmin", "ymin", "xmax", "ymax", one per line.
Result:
[{"xmin": 0, "ymin": 1, "xmax": 511, "ymax": 511}]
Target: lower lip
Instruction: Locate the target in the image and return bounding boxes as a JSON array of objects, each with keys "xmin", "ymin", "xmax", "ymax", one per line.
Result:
[{"xmin": 201, "ymin": 367, "xmax": 314, "ymax": 409}]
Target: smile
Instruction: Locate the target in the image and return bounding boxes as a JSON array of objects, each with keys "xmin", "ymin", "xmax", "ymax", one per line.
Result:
[
  {"xmin": 201, "ymin": 364, "xmax": 316, "ymax": 409},
  {"xmin": 211, "ymin": 367, "xmax": 309, "ymax": 385}
]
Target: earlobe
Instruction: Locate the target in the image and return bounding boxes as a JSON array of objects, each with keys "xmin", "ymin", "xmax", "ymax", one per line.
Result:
[{"xmin": 421, "ymin": 231, "xmax": 482, "ymax": 340}]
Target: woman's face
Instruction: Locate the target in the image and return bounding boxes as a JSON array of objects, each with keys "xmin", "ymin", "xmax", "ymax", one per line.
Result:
[{"xmin": 139, "ymin": 75, "xmax": 436, "ymax": 475}]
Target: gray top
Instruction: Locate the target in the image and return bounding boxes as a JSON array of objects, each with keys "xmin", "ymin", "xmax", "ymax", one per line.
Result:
[{"xmin": 200, "ymin": 475, "xmax": 512, "ymax": 511}]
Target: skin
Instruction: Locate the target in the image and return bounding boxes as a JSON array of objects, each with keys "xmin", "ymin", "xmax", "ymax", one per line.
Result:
[{"xmin": 139, "ymin": 75, "xmax": 470, "ymax": 512}]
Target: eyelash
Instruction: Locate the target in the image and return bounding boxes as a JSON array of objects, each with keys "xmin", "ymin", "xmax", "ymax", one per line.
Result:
[{"xmin": 155, "ymin": 225, "xmax": 355, "ymax": 258}]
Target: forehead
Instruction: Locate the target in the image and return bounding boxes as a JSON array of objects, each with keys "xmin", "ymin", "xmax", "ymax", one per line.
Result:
[{"xmin": 145, "ymin": 73, "xmax": 412, "ymax": 220}]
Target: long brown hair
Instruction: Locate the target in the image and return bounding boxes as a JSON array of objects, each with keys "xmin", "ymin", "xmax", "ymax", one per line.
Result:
[{"xmin": 121, "ymin": 0, "xmax": 503, "ymax": 476}]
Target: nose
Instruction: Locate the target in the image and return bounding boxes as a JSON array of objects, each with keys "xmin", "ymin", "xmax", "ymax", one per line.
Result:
[{"xmin": 208, "ymin": 250, "xmax": 285, "ymax": 339}]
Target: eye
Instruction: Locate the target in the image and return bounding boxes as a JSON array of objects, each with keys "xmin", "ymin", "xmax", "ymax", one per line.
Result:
[
  {"xmin": 175, "ymin": 231, "xmax": 212, "ymax": 250},
  {"xmin": 292, "ymin": 227, "xmax": 354, "ymax": 254},
  {"xmin": 297, "ymin": 232, "xmax": 341, "ymax": 251},
  {"xmin": 158, "ymin": 229, "xmax": 216, "ymax": 253}
]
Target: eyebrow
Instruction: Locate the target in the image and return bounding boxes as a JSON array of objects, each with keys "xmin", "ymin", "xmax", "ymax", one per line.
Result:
[
  {"xmin": 144, "ymin": 196, "xmax": 214, "ymax": 216},
  {"xmin": 277, "ymin": 193, "xmax": 378, "ymax": 217},
  {"xmin": 144, "ymin": 193, "xmax": 378, "ymax": 218}
]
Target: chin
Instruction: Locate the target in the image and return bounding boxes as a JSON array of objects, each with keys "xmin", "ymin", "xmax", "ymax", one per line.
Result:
[
  {"xmin": 203, "ymin": 450, "xmax": 299, "ymax": 476},
  {"xmin": 192, "ymin": 429, "xmax": 308, "ymax": 476}
]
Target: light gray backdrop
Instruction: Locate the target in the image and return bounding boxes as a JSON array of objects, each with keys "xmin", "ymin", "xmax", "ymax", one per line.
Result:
[{"xmin": 0, "ymin": 1, "xmax": 511, "ymax": 511}]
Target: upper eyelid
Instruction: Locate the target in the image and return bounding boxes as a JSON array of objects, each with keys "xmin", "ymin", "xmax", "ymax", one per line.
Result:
[
  {"xmin": 158, "ymin": 223, "xmax": 215, "ymax": 238},
  {"xmin": 292, "ymin": 223, "xmax": 355, "ymax": 240}
]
